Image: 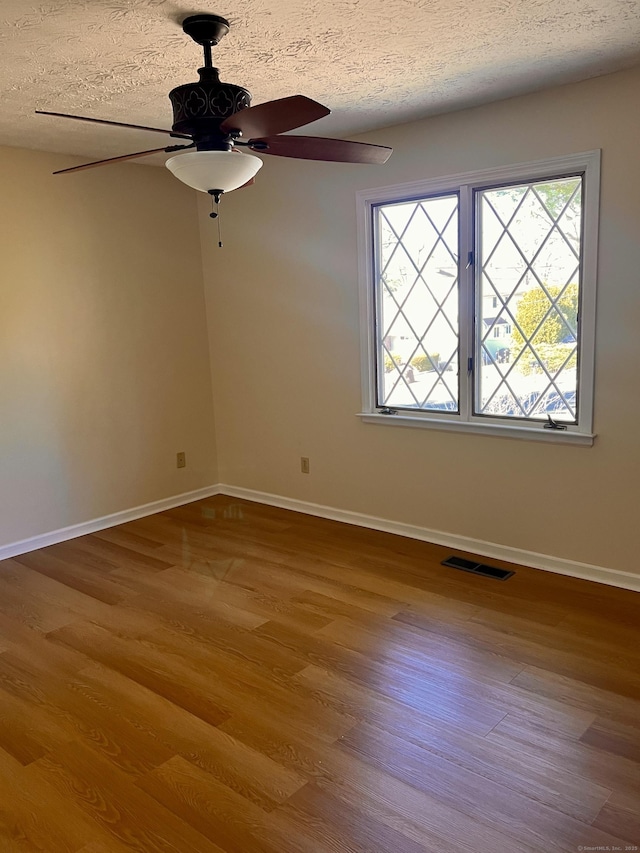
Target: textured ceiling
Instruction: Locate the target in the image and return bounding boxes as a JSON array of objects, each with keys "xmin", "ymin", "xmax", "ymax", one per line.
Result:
[{"xmin": 2, "ymin": 0, "xmax": 640, "ymax": 164}]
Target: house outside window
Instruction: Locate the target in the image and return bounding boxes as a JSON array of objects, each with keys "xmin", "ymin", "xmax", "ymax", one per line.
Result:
[{"xmin": 357, "ymin": 152, "xmax": 600, "ymax": 445}]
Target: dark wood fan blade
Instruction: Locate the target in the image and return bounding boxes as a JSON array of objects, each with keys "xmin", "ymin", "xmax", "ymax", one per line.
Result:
[
  {"xmin": 53, "ymin": 145, "xmax": 187, "ymax": 175},
  {"xmin": 220, "ymin": 96, "xmax": 330, "ymax": 138},
  {"xmin": 36, "ymin": 110, "xmax": 191, "ymax": 140},
  {"xmin": 248, "ymin": 135, "xmax": 392, "ymax": 165}
]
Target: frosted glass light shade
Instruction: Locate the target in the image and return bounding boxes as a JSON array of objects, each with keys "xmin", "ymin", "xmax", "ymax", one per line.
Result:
[{"xmin": 165, "ymin": 150, "xmax": 263, "ymax": 193}]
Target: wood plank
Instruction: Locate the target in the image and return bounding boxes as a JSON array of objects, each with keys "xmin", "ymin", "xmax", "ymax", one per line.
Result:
[
  {"xmin": 0, "ymin": 560, "xmax": 112, "ymax": 633},
  {"xmin": 487, "ymin": 712, "xmax": 640, "ymax": 795},
  {"xmin": 0, "ymin": 610, "xmax": 92, "ymax": 672},
  {"xmin": 277, "ymin": 781, "xmax": 431, "ymax": 853},
  {"xmin": 80, "ymin": 534, "xmax": 177, "ymax": 571},
  {"xmin": 26, "ymin": 740, "xmax": 225, "ymax": 852},
  {"xmin": 511, "ymin": 665, "xmax": 640, "ymax": 727},
  {"xmin": 92, "ymin": 526, "xmax": 166, "ymax": 551},
  {"xmin": 258, "ymin": 621, "xmax": 509, "ymax": 735},
  {"xmin": 50, "ymin": 617, "xmax": 356, "ymax": 743},
  {"xmin": 12, "ymin": 549, "xmax": 128, "ymax": 605},
  {"xmin": 103, "ymin": 596, "xmax": 307, "ymax": 677},
  {"xmin": 48, "ymin": 620, "xmax": 232, "ymax": 728},
  {"xmin": 593, "ymin": 789, "xmax": 640, "ymax": 844},
  {"xmin": 0, "ymin": 677, "xmax": 72, "ymax": 764},
  {"xmin": 0, "ymin": 648, "xmax": 173, "ymax": 776},
  {"xmin": 77, "ymin": 661, "xmax": 308, "ymax": 809},
  {"xmin": 138, "ymin": 754, "xmax": 320, "ymax": 853},
  {"xmin": 210, "ymin": 556, "xmax": 409, "ymax": 617},
  {"xmin": 296, "ymin": 667, "xmax": 607, "ymax": 822},
  {"xmin": 395, "ymin": 606, "xmax": 640, "ymax": 698},
  {"xmin": 338, "ymin": 721, "xmax": 628, "ymax": 853},
  {"xmin": 580, "ymin": 716, "xmax": 640, "ymax": 763},
  {"xmin": 0, "ymin": 746, "xmax": 112, "ymax": 852},
  {"xmin": 219, "ymin": 708, "xmax": 541, "ymax": 853},
  {"xmin": 89, "ymin": 565, "xmax": 268, "ymax": 629}
]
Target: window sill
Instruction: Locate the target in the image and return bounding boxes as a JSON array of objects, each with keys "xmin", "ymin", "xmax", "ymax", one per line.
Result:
[{"xmin": 357, "ymin": 412, "xmax": 595, "ymax": 446}]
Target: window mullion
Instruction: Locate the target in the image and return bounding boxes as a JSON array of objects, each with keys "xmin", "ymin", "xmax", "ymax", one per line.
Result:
[{"xmin": 458, "ymin": 184, "xmax": 473, "ymax": 422}]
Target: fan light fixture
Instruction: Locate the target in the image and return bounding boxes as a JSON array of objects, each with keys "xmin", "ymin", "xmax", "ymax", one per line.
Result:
[{"xmin": 165, "ymin": 149, "xmax": 263, "ymax": 193}]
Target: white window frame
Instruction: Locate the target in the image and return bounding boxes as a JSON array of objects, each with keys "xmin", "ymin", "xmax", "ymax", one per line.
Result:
[{"xmin": 356, "ymin": 151, "xmax": 601, "ymax": 446}]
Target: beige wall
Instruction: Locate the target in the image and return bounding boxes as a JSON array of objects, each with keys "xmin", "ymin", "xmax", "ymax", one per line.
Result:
[
  {"xmin": 0, "ymin": 146, "xmax": 217, "ymax": 546},
  {"xmin": 200, "ymin": 65, "xmax": 640, "ymax": 574}
]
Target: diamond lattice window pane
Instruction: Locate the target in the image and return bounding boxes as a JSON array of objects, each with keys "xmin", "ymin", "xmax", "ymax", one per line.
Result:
[
  {"xmin": 476, "ymin": 176, "xmax": 582, "ymax": 422},
  {"xmin": 375, "ymin": 194, "xmax": 459, "ymax": 412}
]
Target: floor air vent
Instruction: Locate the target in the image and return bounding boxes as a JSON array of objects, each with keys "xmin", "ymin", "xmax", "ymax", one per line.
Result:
[{"xmin": 441, "ymin": 556, "xmax": 514, "ymax": 581}]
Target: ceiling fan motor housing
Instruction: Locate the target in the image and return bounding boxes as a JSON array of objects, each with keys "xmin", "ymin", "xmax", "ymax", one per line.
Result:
[{"xmin": 169, "ymin": 67, "xmax": 251, "ymax": 149}]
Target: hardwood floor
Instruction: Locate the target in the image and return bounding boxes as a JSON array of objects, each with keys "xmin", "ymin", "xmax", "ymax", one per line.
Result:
[{"xmin": 0, "ymin": 494, "xmax": 638, "ymax": 852}]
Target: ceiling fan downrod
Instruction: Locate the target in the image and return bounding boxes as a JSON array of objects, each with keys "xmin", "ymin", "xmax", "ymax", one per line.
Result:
[{"xmin": 181, "ymin": 14, "xmax": 230, "ymax": 68}]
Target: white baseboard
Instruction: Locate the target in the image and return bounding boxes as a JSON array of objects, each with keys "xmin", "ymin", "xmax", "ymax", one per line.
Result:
[
  {"xmin": 0, "ymin": 485, "xmax": 222, "ymax": 562},
  {"xmin": 219, "ymin": 484, "xmax": 640, "ymax": 593},
  {"xmin": 3, "ymin": 481, "xmax": 637, "ymax": 593}
]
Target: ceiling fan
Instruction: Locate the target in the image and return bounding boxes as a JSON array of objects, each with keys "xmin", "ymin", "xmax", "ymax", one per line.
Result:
[{"xmin": 36, "ymin": 13, "xmax": 393, "ymax": 199}]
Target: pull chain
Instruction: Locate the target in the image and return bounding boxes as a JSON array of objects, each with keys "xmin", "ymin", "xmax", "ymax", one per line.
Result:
[{"xmin": 208, "ymin": 189, "xmax": 224, "ymax": 248}]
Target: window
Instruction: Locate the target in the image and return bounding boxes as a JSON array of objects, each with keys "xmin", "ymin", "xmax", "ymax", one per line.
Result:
[{"xmin": 357, "ymin": 152, "xmax": 600, "ymax": 444}]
